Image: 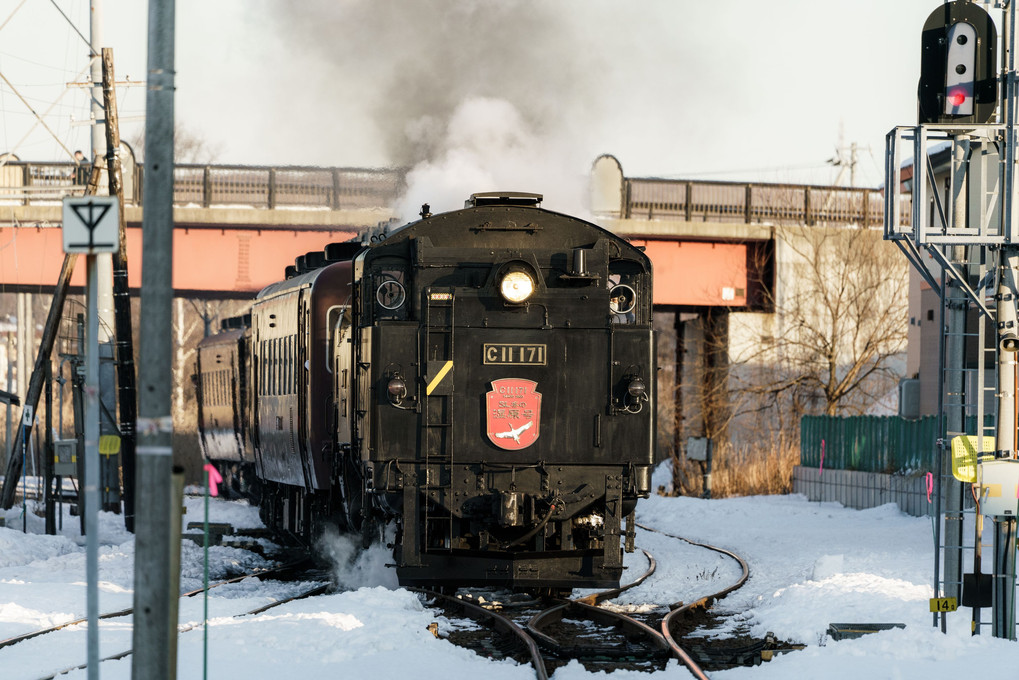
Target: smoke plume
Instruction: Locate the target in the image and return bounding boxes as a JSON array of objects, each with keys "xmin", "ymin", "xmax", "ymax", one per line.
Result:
[{"xmin": 267, "ymin": 0, "xmax": 612, "ymax": 216}]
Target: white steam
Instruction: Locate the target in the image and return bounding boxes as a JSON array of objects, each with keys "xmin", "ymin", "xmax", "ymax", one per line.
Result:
[
  {"xmin": 317, "ymin": 526, "xmax": 399, "ymax": 591},
  {"xmin": 395, "ymin": 96, "xmax": 589, "ymax": 220}
]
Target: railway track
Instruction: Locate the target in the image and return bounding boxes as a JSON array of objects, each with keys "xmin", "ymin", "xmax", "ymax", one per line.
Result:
[
  {"xmin": 415, "ymin": 528, "xmax": 757, "ymax": 679},
  {"xmin": 642, "ymin": 524, "xmax": 800, "ymax": 672},
  {"xmin": 642, "ymin": 525, "xmax": 749, "ymax": 679},
  {"xmin": 2, "ymin": 518, "xmax": 776, "ymax": 678},
  {"xmin": 1, "ymin": 558, "xmax": 327, "ymax": 680},
  {"xmin": 0, "ymin": 558, "xmax": 314, "ymax": 653}
]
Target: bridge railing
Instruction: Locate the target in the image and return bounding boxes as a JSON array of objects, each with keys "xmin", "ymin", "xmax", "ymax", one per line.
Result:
[
  {"xmin": 0, "ymin": 160, "xmax": 910, "ymax": 227},
  {"xmin": 0, "ymin": 160, "xmax": 405, "ymax": 210},
  {"xmin": 624, "ymin": 177, "xmax": 910, "ymax": 228}
]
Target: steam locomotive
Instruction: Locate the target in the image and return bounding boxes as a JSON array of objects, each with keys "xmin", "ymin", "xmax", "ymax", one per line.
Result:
[{"xmin": 195, "ymin": 192, "xmax": 655, "ymax": 591}]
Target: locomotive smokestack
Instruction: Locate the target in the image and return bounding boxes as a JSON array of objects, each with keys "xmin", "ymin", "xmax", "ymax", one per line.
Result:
[{"xmin": 420, "ymin": 203, "xmax": 432, "ymax": 219}]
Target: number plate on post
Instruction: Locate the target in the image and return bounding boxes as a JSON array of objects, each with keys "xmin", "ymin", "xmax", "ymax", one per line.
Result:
[{"xmin": 929, "ymin": 597, "xmax": 958, "ymax": 613}]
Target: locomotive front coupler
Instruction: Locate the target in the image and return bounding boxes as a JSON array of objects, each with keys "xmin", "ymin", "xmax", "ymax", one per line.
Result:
[{"xmin": 498, "ymin": 492, "xmax": 563, "ymax": 550}]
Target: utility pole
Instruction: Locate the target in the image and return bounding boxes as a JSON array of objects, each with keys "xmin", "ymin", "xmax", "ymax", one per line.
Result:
[
  {"xmin": 131, "ymin": 0, "xmax": 177, "ymax": 676},
  {"xmin": 101, "ymin": 48, "xmax": 138, "ymax": 532},
  {"xmin": 828, "ymin": 136, "xmax": 859, "ymax": 188},
  {"xmin": 90, "ymin": 0, "xmax": 121, "ymax": 513}
]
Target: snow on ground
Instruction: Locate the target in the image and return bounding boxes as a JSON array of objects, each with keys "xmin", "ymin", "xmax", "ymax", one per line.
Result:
[{"xmin": 0, "ymin": 463, "xmax": 1016, "ymax": 679}]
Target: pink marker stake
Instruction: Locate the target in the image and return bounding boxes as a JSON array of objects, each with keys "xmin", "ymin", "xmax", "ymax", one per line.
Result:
[
  {"xmin": 926, "ymin": 472, "xmax": 934, "ymax": 504},
  {"xmin": 201, "ymin": 462, "xmax": 224, "ymax": 676},
  {"xmin": 204, "ymin": 463, "xmax": 223, "ymax": 497}
]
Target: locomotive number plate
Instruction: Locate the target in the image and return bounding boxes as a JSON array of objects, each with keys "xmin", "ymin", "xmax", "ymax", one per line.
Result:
[{"xmin": 483, "ymin": 343, "xmax": 547, "ymax": 366}]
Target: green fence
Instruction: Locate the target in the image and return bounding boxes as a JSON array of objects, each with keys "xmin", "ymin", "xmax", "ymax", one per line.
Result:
[{"xmin": 800, "ymin": 415, "xmax": 940, "ymax": 473}]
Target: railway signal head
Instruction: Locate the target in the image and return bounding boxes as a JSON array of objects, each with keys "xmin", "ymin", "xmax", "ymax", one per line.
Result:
[
  {"xmin": 918, "ymin": 0, "xmax": 997, "ymax": 125},
  {"xmin": 943, "ymin": 21, "xmax": 977, "ymax": 116}
]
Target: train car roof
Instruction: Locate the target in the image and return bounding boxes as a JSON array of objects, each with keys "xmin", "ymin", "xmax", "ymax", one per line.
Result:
[
  {"xmin": 256, "ymin": 258, "xmax": 355, "ymax": 300},
  {"xmin": 196, "ymin": 326, "xmax": 246, "ymax": 349}
]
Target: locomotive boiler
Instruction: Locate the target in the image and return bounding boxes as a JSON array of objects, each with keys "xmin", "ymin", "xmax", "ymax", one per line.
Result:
[{"xmin": 196, "ymin": 191, "xmax": 655, "ymax": 591}]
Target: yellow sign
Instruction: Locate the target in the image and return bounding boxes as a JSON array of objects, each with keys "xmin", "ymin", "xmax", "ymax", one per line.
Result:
[
  {"xmin": 99, "ymin": 435, "xmax": 121, "ymax": 456},
  {"xmin": 930, "ymin": 597, "xmax": 958, "ymax": 613},
  {"xmin": 951, "ymin": 435, "xmax": 995, "ymax": 483}
]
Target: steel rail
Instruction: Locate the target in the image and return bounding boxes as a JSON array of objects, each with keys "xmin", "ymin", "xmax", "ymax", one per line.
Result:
[
  {"xmin": 523, "ymin": 547, "xmax": 672, "ymax": 668},
  {"xmin": 573, "ymin": 548, "xmax": 656, "ymax": 606},
  {"xmin": 32, "ymin": 577, "xmax": 328, "ymax": 680},
  {"xmin": 525, "ymin": 599, "xmax": 672, "ymax": 661},
  {"xmin": 412, "ymin": 587, "xmax": 549, "ymax": 680},
  {"xmin": 637, "ymin": 522, "xmax": 751, "ymax": 680},
  {"xmin": 0, "ymin": 558, "xmax": 308, "ymax": 651}
]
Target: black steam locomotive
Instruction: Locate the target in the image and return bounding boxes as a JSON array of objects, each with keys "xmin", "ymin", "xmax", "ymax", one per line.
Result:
[{"xmin": 195, "ymin": 192, "xmax": 655, "ymax": 591}]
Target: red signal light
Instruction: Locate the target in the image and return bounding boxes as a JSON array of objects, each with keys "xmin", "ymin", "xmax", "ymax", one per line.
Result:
[{"xmin": 948, "ymin": 88, "xmax": 968, "ymax": 107}]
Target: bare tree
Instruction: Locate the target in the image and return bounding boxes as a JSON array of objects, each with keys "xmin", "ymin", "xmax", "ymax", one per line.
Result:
[
  {"xmin": 127, "ymin": 122, "xmax": 221, "ymax": 164},
  {"xmin": 730, "ymin": 225, "xmax": 908, "ymax": 422}
]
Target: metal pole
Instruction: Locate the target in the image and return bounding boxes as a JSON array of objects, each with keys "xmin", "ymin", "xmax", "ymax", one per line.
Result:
[
  {"xmin": 933, "ymin": 265, "xmax": 948, "ymax": 631},
  {"xmin": 991, "ymin": 246, "xmax": 1019, "ymax": 640},
  {"xmin": 85, "ymin": 254, "xmax": 100, "ymax": 680},
  {"xmin": 131, "ymin": 0, "xmax": 175, "ymax": 676},
  {"xmin": 89, "ymin": 0, "xmax": 105, "ymax": 166},
  {"xmin": 44, "ymin": 360, "xmax": 54, "ymax": 536},
  {"xmin": 5, "ymin": 333, "xmax": 12, "ymax": 469},
  {"xmin": 168, "ymin": 467, "xmax": 184, "ymax": 680},
  {"xmin": 992, "ymin": 517, "xmax": 1018, "ymax": 639},
  {"xmin": 702, "ymin": 438, "xmax": 713, "ymax": 500},
  {"xmin": 996, "ymin": 249, "xmax": 1019, "ymax": 457}
]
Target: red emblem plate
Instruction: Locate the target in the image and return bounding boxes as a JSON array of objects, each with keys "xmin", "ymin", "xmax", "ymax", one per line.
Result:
[{"xmin": 486, "ymin": 378, "xmax": 541, "ymax": 450}]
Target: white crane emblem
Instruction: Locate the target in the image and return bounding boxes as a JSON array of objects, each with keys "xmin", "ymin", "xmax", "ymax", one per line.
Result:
[{"xmin": 494, "ymin": 421, "xmax": 533, "ymax": 444}]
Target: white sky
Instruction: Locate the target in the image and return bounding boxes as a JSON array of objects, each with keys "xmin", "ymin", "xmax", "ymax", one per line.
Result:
[{"xmin": 0, "ymin": 0, "xmax": 954, "ymax": 189}]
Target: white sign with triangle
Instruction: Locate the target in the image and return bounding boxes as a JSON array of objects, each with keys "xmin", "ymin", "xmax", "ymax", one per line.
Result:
[{"xmin": 62, "ymin": 196, "xmax": 119, "ymax": 254}]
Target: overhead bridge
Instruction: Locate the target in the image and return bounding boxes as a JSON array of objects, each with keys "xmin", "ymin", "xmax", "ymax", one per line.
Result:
[
  {"xmin": 0, "ymin": 161, "xmax": 401, "ymax": 296},
  {"xmin": 0, "ymin": 158, "xmax": 896, "ymax": 306}
]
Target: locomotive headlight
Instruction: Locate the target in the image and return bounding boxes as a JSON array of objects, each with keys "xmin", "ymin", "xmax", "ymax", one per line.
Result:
[{"xmin": 500, "ymin": 270, "xmax": 535, "ymax": 304}]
